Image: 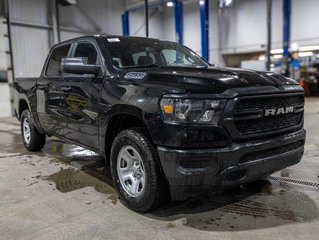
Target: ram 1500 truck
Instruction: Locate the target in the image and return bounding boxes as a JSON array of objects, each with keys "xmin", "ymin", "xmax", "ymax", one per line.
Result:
[{"xmin": 13, "ymin": 35, "xmax": 306, "ymax": 212}]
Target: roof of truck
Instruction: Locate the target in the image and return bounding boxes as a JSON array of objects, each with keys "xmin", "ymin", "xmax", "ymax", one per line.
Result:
[{"xmin": 53, "ymin": 35, "xmax": 163, "ymax": 47}]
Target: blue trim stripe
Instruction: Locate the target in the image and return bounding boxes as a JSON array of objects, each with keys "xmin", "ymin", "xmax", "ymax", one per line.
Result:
[
  {"xmin": 122, "ymin": 11, "xmax": 129, "ymax": 36},
  {"xmin": 283, "ymin": 0, "xmax": 291, "ymax": 57},
  {"xmin": 174, "ymin": 0, "xmax": 183, "ymax": 44},
  {"xmin": 200, "ymin": 0, "xmax": 209, "ymax": 61}
]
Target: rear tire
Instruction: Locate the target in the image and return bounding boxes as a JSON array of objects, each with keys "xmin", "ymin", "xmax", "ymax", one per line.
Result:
[
  {"xmin": 21, "ymin": 109, "xmax": 46, "ymax": 151},
  {"xmin": 110, "ymin": 128, "xmax": 170, "ymax": 212}
]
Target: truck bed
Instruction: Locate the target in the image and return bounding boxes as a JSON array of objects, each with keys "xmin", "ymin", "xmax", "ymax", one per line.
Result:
[{"xmin": 13, "ymin": 77, "xmax": 38, "ymax": 119}]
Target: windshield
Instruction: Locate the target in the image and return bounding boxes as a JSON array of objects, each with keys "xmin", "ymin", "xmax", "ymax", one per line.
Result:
[{"xmin": 103, "ymin": 37, "xmax": 210, "ymax": 69}]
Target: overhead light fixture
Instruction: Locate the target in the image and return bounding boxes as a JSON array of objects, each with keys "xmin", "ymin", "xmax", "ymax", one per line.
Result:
[
  {"xmin": 269, "ymin": 45, "xmax": 319, "ymax": 55},
  {"xmin": 225, "ymin": 0, "xmax": 233, "ymax": 6},
  {"xmin": 199, "ymin": 0, "xmax": 205, "ymax": 5},
  {"xmin": 299, "ymin": 45, "xmax": 319, "ymax": 52},
  {"xmin": 271, "ymin": 49, "xmax": 284, "ymax": 54},
  {"xmin": 298, "ymin": 51, "xmax": 313, "ymax": 57},
  {"xmin": 273, "ymin": 54, "xmax": 283, "ymax": 59},
  {"xmin": 258, "ymin": 55, "xmax": 266, "ymax": 61},
  {"xmin": 166, "ymin": 1, "xmax": 174, "ymax": 7},
  {"xmin": 218, "ymin": 0, "xmax": 233, "ymax": 8}
]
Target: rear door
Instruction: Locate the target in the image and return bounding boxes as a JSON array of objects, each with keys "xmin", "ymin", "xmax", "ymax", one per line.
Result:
[
  {"xmin": 59, "ymin": 40, "xmax": 103, "ymax": 151},
  {"xmin": 37, "ymin": 43, "xmax": 72, "ymax": 136}
]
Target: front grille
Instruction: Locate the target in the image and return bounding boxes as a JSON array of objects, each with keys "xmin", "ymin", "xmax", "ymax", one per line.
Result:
[
  {"xmin": 234, "ymin": 94, "xmax": 304, "ymax": 135},
  {"xmin": 239, "ymin": 140, "xmax": 304, "ymax": 164},
  {"xmin": 235, "ymin": 95, "xmax": 304, "ymax": 113},
  {"xmin": 236, "ymin": 112, "xmax": 303, "ymax": 135}
]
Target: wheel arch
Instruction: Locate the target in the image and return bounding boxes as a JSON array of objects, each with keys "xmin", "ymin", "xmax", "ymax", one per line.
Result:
[
  {"xmin": 18, "ymin": 97, "xmax": 45, "ymax": 134},
  {"xmin": 101, "ymin": 105, "xmax": 153, "ymax": 163},
  {"xmin": 18, "ymin": 99, "xmax": 29, "ymax": 119}
]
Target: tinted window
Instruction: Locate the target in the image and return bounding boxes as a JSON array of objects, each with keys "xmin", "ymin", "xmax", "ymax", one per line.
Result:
[
  {"xmin": 104, "ymin": 38, "xmax": 209, "ymax": 69},
  {"xmin": 73, "ymin": 43, "xmax": 98, "ymax": 65},
  {"xmin": 132, "ymin": 52, "xmax": 155, "ymax": 65},
  {"xmin": 162, "ymin": 49, "xmax": 196, "ymax": 65},
  {"xmin": 46, "ymin": 44, "xmax": 71, "ymax": 76}
]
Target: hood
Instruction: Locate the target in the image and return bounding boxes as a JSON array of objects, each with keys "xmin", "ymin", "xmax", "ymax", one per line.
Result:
[{"xmin": 120, "ymin": 66, "xmax": 299, "ymax": 94}]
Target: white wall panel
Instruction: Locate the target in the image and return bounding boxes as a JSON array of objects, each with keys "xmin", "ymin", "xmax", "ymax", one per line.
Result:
[
  {"xmin": 161, "ymin": 7, "xmax": 174, "ymax": 41},
  {"xmin": 59, "ymin": 0, "xmax": 125, "ymax": 35},
  {"xmin": 0, "ymin": 83, "xmax": 11, "ymax": 117},
  {"xmin": 129, "ymin": 11, "xmax": 146, "ymax": 37},
  {"xmin": 60, "ymin": 31, "xmax": 86, "ymax": 42},
  {"xmin": 0, "ymin": 17, "xmax": 8, "ymax": 70},
  {"xmin": 183, "ymin": 2, "xmax": 201, "ymax": 54},
  {"xmin": 271, "ymin": 0, "xmax": 283, "ymax": 49},
  {"xmin": 8, "ymin": 0, "xmax": 126, "ymax": 77},
  {"xmin": 218, "ymin": 0, "xmax": 267, "ymax": 54},
  {"xmin": 11, "ymin": 26, "xmax": 50, "ymax": 78},
  {"xmin": 129, "ymin": 8, "xmax": 163, "ymax": 39},
  {"xmin": 9, "ymin": 0, "xmax": 51, "ymax": 78},
  {"xmin": 216, "ymin": 0, "xmax": 284, "ymax": 55},
  {"xmin": 10, "ymin": 0, "xmax": 49, "ymax": 24},
  {"xmin": 291, "ymin": 0, "xmax": 319, "ymax": 45}
]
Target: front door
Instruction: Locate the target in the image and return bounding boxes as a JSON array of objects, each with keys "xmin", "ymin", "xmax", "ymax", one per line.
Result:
[{"xmin": 59, "ymin": 40, "xmax": 103, "ymax": 151}]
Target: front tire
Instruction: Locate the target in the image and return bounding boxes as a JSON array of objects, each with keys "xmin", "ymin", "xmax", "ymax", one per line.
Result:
[
  {"xmin": 21, "ymin": 109, "xmax": 46, "ymax": 151},
  {"xmin": 110, "ymin": 128, "xmax": 170, "ymax": 212}
]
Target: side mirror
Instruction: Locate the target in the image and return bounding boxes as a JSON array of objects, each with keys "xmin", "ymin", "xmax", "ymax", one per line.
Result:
[{"xmin": 60, "ymin": 58, "xmax": 101, "ymax": 75}]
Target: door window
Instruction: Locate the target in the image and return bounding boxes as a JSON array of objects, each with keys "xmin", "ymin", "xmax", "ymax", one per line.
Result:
[
  {"xmin": 46, "ymin": 44, "xmax": 71, "ymax": 76},
  {"xmin": 73, "ymin": 42, "xmax": 98, "ymax": 65}
]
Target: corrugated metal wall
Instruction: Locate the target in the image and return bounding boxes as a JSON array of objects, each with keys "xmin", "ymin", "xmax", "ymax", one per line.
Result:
[
  {"xmin": 11, "ymin": 26, "xmax": 51, "ymax": 78},
  {"xmin": 8, "ymin": 0, "xmax": 125, "ymax": 78},
  {"xmin": 0, "ymin": 15, "xmax": 11, "ymax": 117},
  {"xmin": 10, "ymin": 0, "xmax": 48, "ymax": 23},
  {"xmin": 9, "ymin": 0, "xmax": 51, "ymax": 78},
  {"xmin": 59, "ymin": 0, "xmax": 124, "ymax": 39}
]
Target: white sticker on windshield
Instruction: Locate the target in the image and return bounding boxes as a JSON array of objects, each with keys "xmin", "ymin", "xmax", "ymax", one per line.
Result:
[
  {"xmin": 124, "ymin": 72, "xmax": 147, "ymax": 80},
  {"xmin": 107, "ymin": 38, "xmax": 120, "ymax": 42}
]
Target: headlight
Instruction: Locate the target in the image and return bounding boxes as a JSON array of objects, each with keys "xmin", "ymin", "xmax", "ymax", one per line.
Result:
[{"xmin": 160, "ymin": 98, "xmax": 227, "ymax": 124}]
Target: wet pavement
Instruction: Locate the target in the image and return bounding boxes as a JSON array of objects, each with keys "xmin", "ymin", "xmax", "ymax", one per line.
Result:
[{"xmin": 0, "ymin": 98, "xmax": 319, "ymax": 240}]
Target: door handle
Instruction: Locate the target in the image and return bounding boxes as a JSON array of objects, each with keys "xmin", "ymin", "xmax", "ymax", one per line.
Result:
[
  {"xmin": 38, "ymin": 85, "xmax": 47, "ymax": 91},
  {"xmin": 60, "ymin": 86, "xmax": 71, "ymax": 92}
]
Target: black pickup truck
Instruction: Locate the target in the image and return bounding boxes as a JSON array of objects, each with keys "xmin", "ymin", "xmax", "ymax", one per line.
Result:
[{"xmin": 13, "ymin": 35, "xmax": 306, "ymax": 212}]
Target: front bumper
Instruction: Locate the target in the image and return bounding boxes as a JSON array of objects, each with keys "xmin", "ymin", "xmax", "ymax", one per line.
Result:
[{"xmin": 157, "ymin": 129, "xmax": 306, "ymax": 200}]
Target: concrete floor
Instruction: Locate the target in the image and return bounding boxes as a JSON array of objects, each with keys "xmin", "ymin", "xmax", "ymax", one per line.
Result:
[{"xmin": 0, "ymin": 98, "xmax": 319, "ymax": 240}]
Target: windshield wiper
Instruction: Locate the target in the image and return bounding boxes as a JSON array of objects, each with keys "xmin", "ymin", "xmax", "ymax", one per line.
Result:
[{"xmin": 121, "ymin": 64, "xmax": 160, "ymax": 69}]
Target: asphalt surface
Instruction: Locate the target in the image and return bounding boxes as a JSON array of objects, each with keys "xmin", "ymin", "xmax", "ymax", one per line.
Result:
[{"xmin": 0, "ymin": 98, "xmax": 319, "ymax": 240}]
